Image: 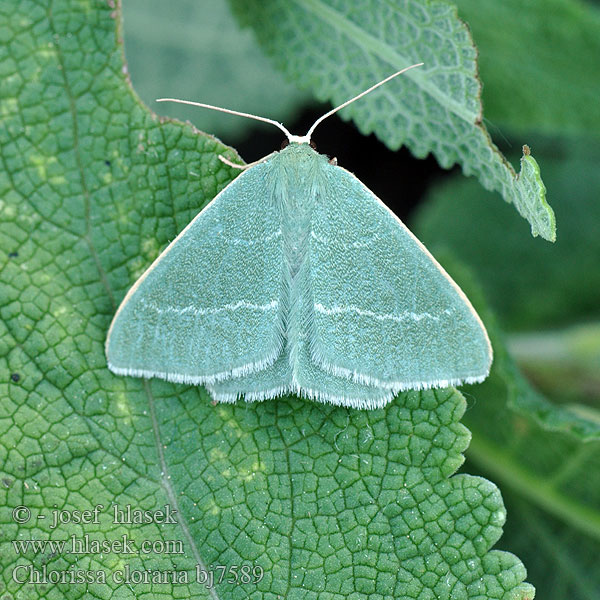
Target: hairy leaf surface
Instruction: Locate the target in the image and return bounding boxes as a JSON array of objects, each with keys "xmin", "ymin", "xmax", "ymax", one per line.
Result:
[{"xmin": 229, "ymin": 0, "xmax": 555, "ymax": 241}]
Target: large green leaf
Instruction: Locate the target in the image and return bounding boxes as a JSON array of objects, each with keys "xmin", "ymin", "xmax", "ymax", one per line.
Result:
[
  {"xmin": 0, "ymin": 1, "xmax": 534, "ymax": 599},
  {"xmin": 439, "ymin": 258, "xmax": 600, "ymax": 600},
  {"xmin": 455, "ymin": 0, "xmax": 600, "ymax": 136},
  {"xmin": 495, "ymin": 489, "xmax": 600, "ymax": 600},
  {"xmin": 228, "ymin": 0, "xmax": 555, "ymax": 242}
]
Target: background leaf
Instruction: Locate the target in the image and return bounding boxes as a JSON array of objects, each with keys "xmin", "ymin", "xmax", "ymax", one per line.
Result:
[
  {"xmin": 122, "ymin": 0, "xmax": 308, "ymax": 141},
  {"xmin": 455, "ymin": 0, "xmax": 600, "ymax": 136},
  {"xmin": 413, "ymin": 139, "xmax": 600, "ymax": 331},
  {"xmin": 467, "ymin": 291, "xmax": 600, "ymax": 600},
  {"xmin": 228, "ymin": 0, "xmax": 555, "ymax": 241},
  {"xmin": 0, "ymin": 1, "xmax": 534, "ymax": 599}
]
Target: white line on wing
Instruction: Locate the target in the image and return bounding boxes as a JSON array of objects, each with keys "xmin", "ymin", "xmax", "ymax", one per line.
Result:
[
  {"xmin": 140, "ymin": 298, "xmax": 279, "ymax": 316},
  {"xmin": 314, "ymin": 303, "xmax": 452, "ymax": 323}
]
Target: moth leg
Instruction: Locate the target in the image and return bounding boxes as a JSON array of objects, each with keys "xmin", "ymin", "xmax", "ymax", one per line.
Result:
[
  {"xmin": 218, "ymin": 151, "xmax": 278, "ymax": 170},
  {"xmin": 218, "ymin": 155, "xmax": 251, "ymax": 170}
]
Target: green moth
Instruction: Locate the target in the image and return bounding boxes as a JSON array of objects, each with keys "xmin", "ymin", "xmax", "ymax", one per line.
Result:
[{"xmin": 106, "ymin": 65, "xmax": 492, "ymax": 409}]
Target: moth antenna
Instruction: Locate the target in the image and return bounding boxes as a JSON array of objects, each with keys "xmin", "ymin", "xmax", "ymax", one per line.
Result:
[
  {"xmin": 156, "ymin": 98, "xmax": 295, "ymax": 141},
  {"xmin": 157, "ymin": 62, "xmax": 423, "ymax": 147},
  {"xmin": 303, "ymin": 62, "xmax": 424, "ymax": 142}
]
